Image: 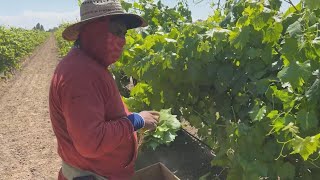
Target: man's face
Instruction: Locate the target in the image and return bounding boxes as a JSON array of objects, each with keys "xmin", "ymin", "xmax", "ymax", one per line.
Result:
[{"xmin": 79, "ymin": 16, "xmax": 127, "ymax": 65}]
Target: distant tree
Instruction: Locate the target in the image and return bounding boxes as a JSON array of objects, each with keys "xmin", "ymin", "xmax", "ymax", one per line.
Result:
[{"xmin": 33, "ymin": 23, "xmax": 45, "ymax": 31}]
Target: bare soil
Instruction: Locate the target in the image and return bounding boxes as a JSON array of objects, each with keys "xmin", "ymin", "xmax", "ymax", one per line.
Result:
[{"xmin": 0, "ymin": 35, "xmax": 61, "ymax": 180}]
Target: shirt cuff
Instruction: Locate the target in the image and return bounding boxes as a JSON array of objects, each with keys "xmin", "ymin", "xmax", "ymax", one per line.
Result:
[{"xmin": 127, "ymin": 113, "xmax": 145, "ymax": 131}]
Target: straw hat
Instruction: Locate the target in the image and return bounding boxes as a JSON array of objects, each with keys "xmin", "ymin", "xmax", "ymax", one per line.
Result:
[{"xmin": 62, "ymin": 0, "xmax": 147, "ymax": 41}]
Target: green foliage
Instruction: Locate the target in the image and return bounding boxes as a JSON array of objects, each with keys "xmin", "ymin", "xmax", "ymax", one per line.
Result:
[
  {"xmin": 0, "ymin": 26, "xmax": 49, "ymax": 77},
  {"xmin": 115, "ymin": 0, "xmax": 320, "ymax": 179},
  {"xmin": 122, "ymin": 0, "xmax": 192, "ymax": 34},
  {"xmin": 78, "ymin": 0, "xmax": 82, "ymax": 7},
  {"xmin": 142, "ymin": 109, "xmax": 181, "ymax": 150},
  {"xmin": 54, "ymin": 24, "xmax": 74, "ymax": 57},
  {"xmin": 304, "ymin": 0, "xmax": 320, "ymax": 10},
  {"xmin": 55, "ymin": 0, "xmax": 320, "ymax": 179},
  {"xmin": 124, "ymin": 96, "xmax": 181, "ymax": 150}
]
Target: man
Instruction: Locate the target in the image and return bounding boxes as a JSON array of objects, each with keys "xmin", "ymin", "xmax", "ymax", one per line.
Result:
[{"xmin": 49, "ymin": 1, "xmax": 159, "ymax": 179}]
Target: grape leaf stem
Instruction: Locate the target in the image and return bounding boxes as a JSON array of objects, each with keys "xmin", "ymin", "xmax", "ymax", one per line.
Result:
[{"xmin": 283, "ymin": 0, "xmax": 298, "ymax": 11}]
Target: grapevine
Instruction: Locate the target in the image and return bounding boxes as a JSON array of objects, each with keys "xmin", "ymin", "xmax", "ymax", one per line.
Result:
[
  {"xmin": 54, "ymin": 24, "xmax": 74, "ymax": 57},
  {"xmin": 0, "ymin": 27, "xmax": 49, "ymax": 77},
  {"xmin": 55, "ymin": 0, "xmax": 320, "ymax": 178}
]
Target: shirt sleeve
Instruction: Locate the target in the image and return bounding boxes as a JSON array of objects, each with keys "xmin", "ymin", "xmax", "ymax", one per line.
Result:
[{"xmin": 60, "ymin": 78, "xmax": 134, "ymax": 158}]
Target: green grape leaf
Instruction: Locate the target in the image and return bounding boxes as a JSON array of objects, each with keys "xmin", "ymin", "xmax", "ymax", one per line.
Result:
[
  {"xmin": 306, "ymin": 78, "xmax": 320, "ymax": 105},
  {"xmin": 163, "ymin": 132, "xmax": 176, "ymax": 143},
  {"xmin": 287, "ymin": 20, "xmax": 302, "ymax": 37},
  {"xmin": 261, "ymin": 45, "xmax": 273, "ymax": 64},
  {"xmin": 272, "ymin": 118, "xmax": 286, "ymax": 133},
  {"xmin": 271, "ymin": 86, "xmax": 295, "ymax": 110},
  {"xmin": 122, "ymin": 97, "xmax": 145, "ymax": 112},
  {"xmin": 236, "ymin": 16, "xmax": 250, "ymax": 27},
  {"xmin": 282, "ymin": 122, "xmax": 299, "ymax": 134},
  {"xmin": 278, "ymin": 61, "xmax": 312, "ymax": 89},
  {"xmin": 267, "ymin": 110, "xmax": 279, "ymax": 120},
  {"xmin": 247, "ymin": 48, "xmax": 262, "ymax": 59},
  {"xmin": 290, "ymin": 135, "xmax": 320, "ymax": 160},
  {"xmin": 284, "ymin": 2, "xmax": 302, "ymax": 17},
  {"xmin": 305, "ymin": 0, "xmax": 320, "ymax": 10},
  {"xmin": 263, "ymin": 22, "xmax": 283, "ymax": 44},
  {"xmin": 269, "ymin": 0, "xmax": 282, "ymax": 10},
  {"xmin": 121, "ymin": 1, "xmax": 133, "ymax": 12},
  {"xmin": 255, "ymin": 78, "xmax": 270, "ymax": 95},
  {"xmin": 281, "ymin": 37, "xmax": 299, "ymax": 61},
  {"xmin": 296, "ymin": 109, "xmax": 318, "ymax": 131},
  {"xmin": 197, "ymin": 40, "xmax": 211, "ymax": 52},
  {"xmin": 229, "ymin": 26, "xmax": 250, "ymax": 49},
  {"xmin": 249, "ymin": 102, "xmax": 266, "ymax": 122},
  {"xmin": 130, "ymin": 83, "xmax": 149, "ymax": 96},
  {"xmin": 160, "ymin": 109, "xmax": 181, "ymax": 130},
  {"xmin": 142, "ymin": 109, "xmax": 181, "ymax": 150},
  {"xmin": 152, "ymin": 128, "xmax": 165, "ymax": 138}
]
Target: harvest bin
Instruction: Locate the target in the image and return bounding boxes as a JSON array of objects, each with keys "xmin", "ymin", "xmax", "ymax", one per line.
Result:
[
  {"xmin": 135, "ymin": 130, "xmax": 223, "ymax": 179},
  {"xmin": 132, "ymin": 163, "xmax": 180, "ymax": 180}
]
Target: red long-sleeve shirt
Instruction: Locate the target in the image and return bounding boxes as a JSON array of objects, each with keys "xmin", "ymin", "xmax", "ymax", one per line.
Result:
[{"xmin": 49, "ymin": 48, "xmax": 137, "ymax": 180}]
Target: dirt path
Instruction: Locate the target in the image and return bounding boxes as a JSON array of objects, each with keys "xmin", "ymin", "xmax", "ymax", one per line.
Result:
[{"xmin": 0, "ymin": 35, "xmax": 61, "ymax": 180}]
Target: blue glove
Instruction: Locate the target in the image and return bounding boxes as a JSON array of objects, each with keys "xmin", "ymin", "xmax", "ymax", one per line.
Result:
[{"xmin": 127, "ymin": 113, "xmax": 145, "ymax": 131}]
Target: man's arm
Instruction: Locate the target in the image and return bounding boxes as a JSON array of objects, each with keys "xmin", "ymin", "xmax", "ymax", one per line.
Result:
[{"xmin": 61, "ymin": 79, "xmax": 134, "ymax": 158}]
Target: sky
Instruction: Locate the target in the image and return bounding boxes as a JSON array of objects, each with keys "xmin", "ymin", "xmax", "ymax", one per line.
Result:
[{"xmin": 0, "ymin": 0, "xmax": 300, "ymax": 30}]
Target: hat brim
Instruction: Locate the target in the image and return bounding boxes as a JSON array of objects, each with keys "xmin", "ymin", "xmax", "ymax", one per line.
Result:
[{"xmin": 62, "ymin": 13, "xmax": 147, "ymax": 41}]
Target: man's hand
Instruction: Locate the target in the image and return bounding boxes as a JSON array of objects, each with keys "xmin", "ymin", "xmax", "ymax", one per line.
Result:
[{"xmin": 139, "ymin": 111, "xmax": 160, "ymax": 131}]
